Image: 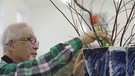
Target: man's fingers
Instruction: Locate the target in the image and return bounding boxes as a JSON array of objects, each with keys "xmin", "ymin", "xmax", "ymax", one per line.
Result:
[
  {"xmin": 100, "ymin": 32, "xmax": 111, "ymax": 43},
  {"xmin": 73, "ymin": 60, "xmax": 84, "ymax": 76},
  {"xmin": 75, "ymin": 51, "xmax": 83, "ymax": 66},
  {"xmin": 95, "ymin": 31, "xmax": 111, "ymax": 43}
]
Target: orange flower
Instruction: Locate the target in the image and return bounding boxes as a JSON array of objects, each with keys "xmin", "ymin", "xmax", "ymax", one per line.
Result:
[{"xmin": 88, "ymin": 14, "xmax": 99, "ymax": 25}]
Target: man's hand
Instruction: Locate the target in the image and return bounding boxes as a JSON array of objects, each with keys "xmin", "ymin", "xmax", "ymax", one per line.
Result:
[
  {"xmin": 79, "ymin": 31, "xmax": 111, "ymax": 45},
  {"xmin": 73, "ymin": 51, "xmax": 84, "ymax": 76}
]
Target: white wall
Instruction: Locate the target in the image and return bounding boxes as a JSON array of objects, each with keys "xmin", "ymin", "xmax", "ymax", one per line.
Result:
[
  {"xmin": 2, "ymin": 0, "xmax": 31, "ymax": 27},
  {"xmin": 30, "ymin": 2, "xmax": 78, "ymax": 56},
  {"xmin": 0, "ymin": 0, "xmax": 3, "ymax": 57}
]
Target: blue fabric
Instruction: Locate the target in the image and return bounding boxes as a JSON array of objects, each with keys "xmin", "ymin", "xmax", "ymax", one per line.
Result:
[{"xmin": 83, "ymin": 47, "xmax": 135, "ymax": 76}]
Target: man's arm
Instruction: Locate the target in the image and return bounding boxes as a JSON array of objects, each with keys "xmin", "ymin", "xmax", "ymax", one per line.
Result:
[{"xmin": 0, "ymin": 37, "xmax": 82, "ymax": 76}]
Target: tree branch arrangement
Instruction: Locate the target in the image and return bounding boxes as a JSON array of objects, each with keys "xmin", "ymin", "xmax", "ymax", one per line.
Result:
[{"xmin": 50, "ymin": 0, "xmax": 135, "ymax": 47}]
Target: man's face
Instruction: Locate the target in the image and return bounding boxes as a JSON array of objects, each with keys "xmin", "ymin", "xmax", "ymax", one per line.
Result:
[{"xmin": 12, "ymin": 28, "xmax": 39, "ymax": 63}]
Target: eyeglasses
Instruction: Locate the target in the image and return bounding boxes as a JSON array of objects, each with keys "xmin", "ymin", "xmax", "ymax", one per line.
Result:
[
  {"xmin": 15, "ymin": 37, "xmax": 39, "ymax": 45},
  {"xmin": 6, "ymin": 37, "xmax": 39, "ymax": 46},
  {"xmin": 24, "ymin": 37, "xmax": 39, "ymax": 45}
]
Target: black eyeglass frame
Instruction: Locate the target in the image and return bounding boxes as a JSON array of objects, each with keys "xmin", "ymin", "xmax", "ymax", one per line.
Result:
[
  {"xmin": 5, "ymin": 37, "xmax": 39, "ymax": 45},
  {"xmin": 26, "ymin": 37, "xmax": 39, "ymax": 45}
]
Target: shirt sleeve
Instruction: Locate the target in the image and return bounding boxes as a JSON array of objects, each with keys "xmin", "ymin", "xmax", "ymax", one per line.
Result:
[{"xmin": 0, "ymin": 37, "xmax": 83, "ymax": 76}]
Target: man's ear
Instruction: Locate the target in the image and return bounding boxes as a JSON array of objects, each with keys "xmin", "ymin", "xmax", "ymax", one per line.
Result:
[{"xmin": 7, "ymin": 40, "xmax": 14, "ymax": 49}]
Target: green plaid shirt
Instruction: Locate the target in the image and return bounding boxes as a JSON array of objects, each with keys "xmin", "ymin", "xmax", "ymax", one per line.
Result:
[{"xmin": 0, "ymin": 37, "xmax": 82, "ymax": 76}]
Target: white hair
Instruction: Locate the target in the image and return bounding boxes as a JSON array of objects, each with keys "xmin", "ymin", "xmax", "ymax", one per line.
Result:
[{"xmin": 2, "ymin": 23, "xmax": 33, "ymax": 52}]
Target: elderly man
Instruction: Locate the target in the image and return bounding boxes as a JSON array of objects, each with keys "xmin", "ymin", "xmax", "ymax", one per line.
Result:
[{"xmin": 0, "ymin": 23, "xmax": 110, "ymax": 76}]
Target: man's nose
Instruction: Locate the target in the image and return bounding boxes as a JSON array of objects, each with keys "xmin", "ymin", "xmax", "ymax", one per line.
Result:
[{"xmin": 33, "ymin": 44, "xmax": 39, "ymax": 50}]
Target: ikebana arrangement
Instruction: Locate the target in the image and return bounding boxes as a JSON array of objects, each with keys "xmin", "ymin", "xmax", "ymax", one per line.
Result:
[
  {"xmin": 50, "ymin": 0, "xmax": 135, "ymax": 47},
  {"xmin": 50, "ymin": 0, "xmax": 135, "ymax": 76}
]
